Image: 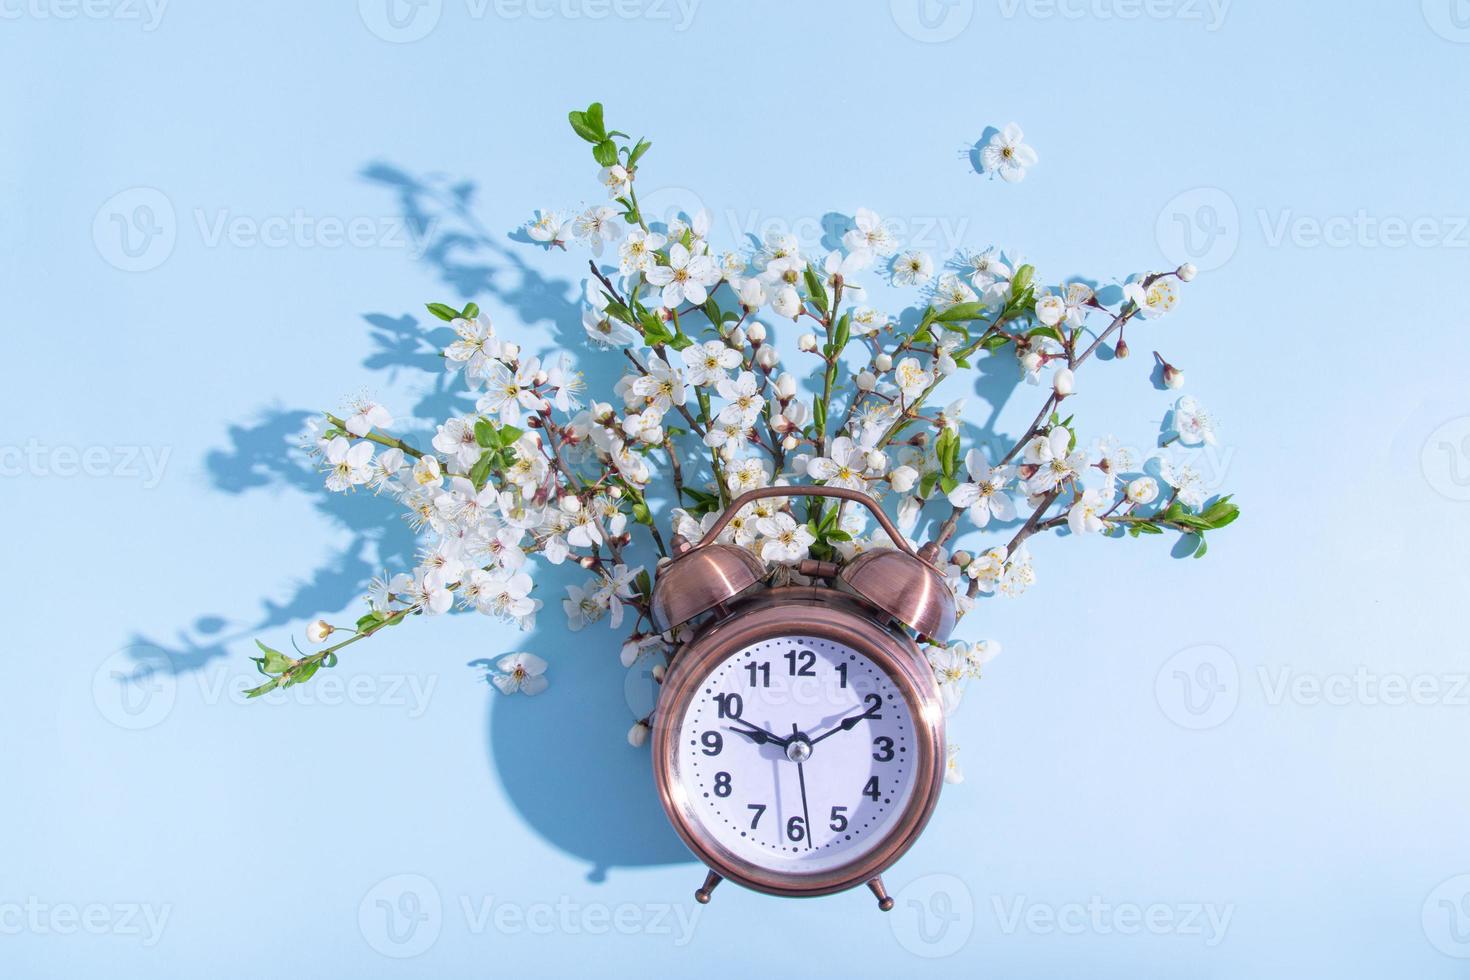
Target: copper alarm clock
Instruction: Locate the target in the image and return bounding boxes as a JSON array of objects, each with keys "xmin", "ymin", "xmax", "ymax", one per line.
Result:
[{"xmin": 649, "ymin": 485, "xmax": 956, "ymax": 911}]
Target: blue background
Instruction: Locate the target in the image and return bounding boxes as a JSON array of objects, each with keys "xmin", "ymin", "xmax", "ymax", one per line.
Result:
[{"xmin": 5, "ymin": 1, "xmax": 1470, "ymax": 976}]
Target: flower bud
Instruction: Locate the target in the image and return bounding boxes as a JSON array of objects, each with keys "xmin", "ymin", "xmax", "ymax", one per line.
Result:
[
  {"xmin": 797, "ymin": 333, "xmax": 818, "ymax": 353},
  {"xmin": 874, "ymin": 353, "xmax": 893, "ymax": 372},
  {"xmin": 782, "ymin": 434, "xmax": 799, "ymax": 451},
  {"xmin": 755, "ymin": 346, "xmax": 779, "ymax": 369},
  {"xmin": 856, "ymin": 370, "xmax": 877, "ymax": 391},
  {"xmin": 1156, "ymin": 353, "xmax": 1184, "ymax": 390},
  {"xmin": 745, "ymin": 321, "xmax": 766, "ymax": 344},
  {"xmin": 306, "ymin": 619, "xmax": 334, "ymax": 643},
  {"xmin": 1114, "ymin": 337, "xmax": 1130, "ymax": 359},
  {"xmin": 502, "ymin": 342, "xmax": 520, "ymax": 360},
  {"xmin": 888, "ymin": 465, "xmax": 918, "ymax": 493},
  {"xmin": 651, "ymin": 664, "xmax": 666, "ymax": 682},
  {"xmin": 559, "ymin": 495, "xmax": 581, "ymax": 514},
  {"xmin": 727, "ymin": 326, "xmax": 747, "ymax": 348},
  {"xmin": 865, "ymin": 449, "xmax": 886, "ymax": 472},
  {"xmin": 1126, "ymin": 476, "xmax": 1160, "ymax": 505},
  {"xmin": 1020, "ymin": 351, "xmax": 1042, "ymax": 374},
  {"xmin": 1177, "ymin": 262, "xmax": 1197, "ymax": 282},
  {"xmin": 609, "ymin": 486, "xmax": 623, "ymax": 499},
  {"xmin": 627, "ymin": 720, "xmax": 650, "ymax": 748},
  {"xmin": 952, "ymin": 550, "xmax": 973, "ymax": 568},
  {"xmin": 1052, "ymin": 367, "xmax": 1075, "ymax": 397},
  {"xmin": 775, "ymin": 372, "xmax": 797, "ymax": 399},
  {"xmin": 534, "ymin": 370, "xmax": 548, "ymax": 385}
]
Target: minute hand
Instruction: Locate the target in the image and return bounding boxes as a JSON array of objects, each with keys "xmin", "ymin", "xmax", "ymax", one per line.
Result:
[{"xmin": 808, "ymin": 703, "xmax": 881, "ymax": 745}]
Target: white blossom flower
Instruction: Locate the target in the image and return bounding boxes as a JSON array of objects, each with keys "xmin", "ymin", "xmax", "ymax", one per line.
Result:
[
  {"xmin": 583, "ymin": 301, "xmax": 640, "ymax": 348},
  {"xmin": 771, "ymin": 285, "xmax": 802, "ymax": 319},
  {"xmin": 843, "ymin": 208, "xmax": 899, "ymax": 257},
  {"xmin": 1035, "ymin": 293, "xmax": 1066, "ymax": 327},
  {"xmin": 562, "ymin": 580, "xmax": 606, "ymax": 631},
  {"xmin": 406, "ymin": 568, "xmax": 453, "ymax": 615},
  {"xmin": 1126, "ymin": 476, "xmax": 1159, "ymax": 505},
  {"xmin": 715, "ymin": 371, "xmax": 764, "ymax": 428},
  {"xmin": 681, "ymin": 340, "xmax": 741, "ymax": 388},
  {"xmin": 344, "ymin": 398, "xmax": 393, "ymax": 437},
  {"xmin": 324, "ymin": 436, "xmax": 373, "ymax": 492},
  {"xmin": 572, "ymin": 205, "xmax": 622, "ymax": 255},
  {"xmin": 1171, "ymin": 396, "xmax": 1216, "ymax": 446},
  {"xmin": 932, "ymin": 273, "xmax": 977, "ymax": 311},
  {"xmin": 737, "ymin": 278, "xmax": 766, "ymax": 310},
  {"xmin": 1067, "ymin": 487, "xmax": 1111, "ymax": 535},
  {"xmin": 368, "ymin": 447, "xmax": 406, "ymax": 492},
  {"xmin": 894, "ymin": 356, "xmax": 932, "ymax": 402},
  {"xmin": 445, "ymin": 316, "xmax": 500, "ymax": 385},
  {"xmin": 966, "ymin": 248, "xmax": 1011, "ymax": 293},
  {"xmin": 1157, "ymin": 456, "xmax": 1207, "ymax": 508},
  {"xmin": 806, "ymin": 436, "xmax": 870, "ymax": 491},
  {"xmin": 527, "ymin": 209, "xmax": 571, "ymax": 247},
  {"xmin": 644, "ymin": 242, "xmax": 720, "ymax": 308},
  {"xmin": 471, "ymin": 569, "xmax": 538, "ymax": 625},
  {"xmin": 756, "ymin": 513, "xmax": 814, "ymax": 563},
  {"xmin": 618, "ymin": 228, "xmax": 666, "ymax": 276},
  {"xmin": 980, "ymin": 123, "xmax": 1038, "ymax": 183},
  {"xmin": 998, "ymin": 547, "xmax": 1036, "ymax": 597},
  {"xmin": 1123, "ymin": 276, "xmax": 1179, "ymax": 317},
  {"xmin": 965, "ymin": 546, "xmax": 1007, "ymax": 594},
  {"xmin": 927, "ymin": 643, "xmax": 970, "ymax": 713},
  {"xmin": 891, "ymin": 250, "xmax": 934, "ymax": 287},
  {"xmin": 946, "ymin": 449, "xmax": 1016, "ymax": 527},
  {"xmin": 631, "ymin": 355, "xmax": 688, "ymax": 414},
  {"xmin": 944, "ymin": 744, "xmax": 964, "ymax": 785},
  {"xmin": 725, "ymin": 456, "xmax": 772, "ymax": 495},
  {"xmin": 490, "ymin": 652, "xmax": 548, "ymax": 696},
  {"xmin": 622, "ymin": 406, "xmax": 665, "ymax": 446},
  {"xmin": 598, "ymin": 164, "xmax": 631, "ymax": 198},
  {"xmin": 544, "ymin": 355, "xmax": 585, "ymax": 413},
  {"xmin": 478, "ymin": 357, "xmax": 548, "ymax": 424},
  {"xmin": 1023, "ymin": 428, "xmax": 1086, "ymax": 494},
  {"xmin": 850, "ymin": 307, "xmax": 886, "ymax": 336}
]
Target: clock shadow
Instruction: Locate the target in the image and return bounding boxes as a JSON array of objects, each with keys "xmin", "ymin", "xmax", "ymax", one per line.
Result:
[{"xmin": 485, "ymin": 610, "xmax": 695, "ymax": 883}]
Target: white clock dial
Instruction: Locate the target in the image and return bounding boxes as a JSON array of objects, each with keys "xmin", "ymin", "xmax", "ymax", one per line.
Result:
[{"xmin": 674, "ymin": 634, "xmax": 919, "ymax": 874}]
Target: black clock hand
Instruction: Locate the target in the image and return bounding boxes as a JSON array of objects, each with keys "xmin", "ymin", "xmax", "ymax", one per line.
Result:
[
  {"xmin": 794, "ymin": 724, "xmax": 813, "ymax": 850},
  {"xmin": 808, "ymin": 700, "xmax": 883, "ymax": 745},
  {"xmin": 727, "ymin": 720, "xmax": 791, "ymax": 747}
]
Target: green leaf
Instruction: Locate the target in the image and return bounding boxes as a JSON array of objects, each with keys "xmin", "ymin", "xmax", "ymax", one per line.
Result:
[
  {"xmin": 940, "ymin": 475, "xmax": 959, "ymax": 495},
  {"xmin": 632, "ymin": 501, "xmax": 652, "ymax": 524},
  {"xmin": 474, "ymin": 417, "xmax": 498, "ymax": 448},
  {"xmin": 568, "ymin": 108, "xmax": 602, "ymax": 143},
  {"xmin": 1192, "ymin": 534, "xmax": 1209, "ymax": 558},
  {"xmin": 254, "ymin": 639, "xmax": 295, "ymax": 675},
  {"xmin": 628, "ymin": 138, "xmax": 652, "ymax": 167},
  {"xmin": 919, "ymin": 470, "xmax": 941, "ymax": 498},
  {"xmin": 936, "ymin": 301, "xmax": 988, "ymax": 323},
  {"xmin": 426, "ymin": 302, "xmax": 459, "ymax": 322},
  {"xmin": 584, "ymin": 102, "xmax": 605, "ymax": 136},
  {"xmin": 593, "ymin": 139, "xmax": 618, "ymax": 167},
  {"xmin": 497, "ymin": 424, "xmax": 524, "ymax": 448},
  {"xmin": 981, "ymin": 333, "xmax": 1010, "ymax": 352},
  {"xmin": 667, "ymin": 330, "xmax": 694, "ymax": 351},
  {"xmin": 461, "ymin": 302, "xmax": 480, "ymax": 319},
  {"xmin": 803, "ymin": 264, "xmax": 828, "ymax": 314},
  {"xmin": 1028, "ymin": 325, "xmax": 1062, "ymax": 342},
  {"xmin": 1011, "ymin": 264, "xmax": 1035, "ymax": 296},
  {"xmin": 834, "ymin": 312, "xmax": 852, "ymax": 350},
  {"xmin": 468, "ymin": 451, "xmax": 495, "ymax": 490}
]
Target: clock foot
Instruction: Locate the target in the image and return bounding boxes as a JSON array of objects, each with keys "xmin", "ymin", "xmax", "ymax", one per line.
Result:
[
  {"xmin": 694, "ymin": 870, "xmax": 723, "ymax": 905},
  {"xmin": 867, "ymin": 876, "xmax": 895, "ymax": 912}
]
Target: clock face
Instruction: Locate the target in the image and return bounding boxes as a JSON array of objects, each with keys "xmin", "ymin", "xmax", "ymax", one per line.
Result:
[{"xmin": 672, "ymin": 633, "xmax": 920, "ymax": 876}]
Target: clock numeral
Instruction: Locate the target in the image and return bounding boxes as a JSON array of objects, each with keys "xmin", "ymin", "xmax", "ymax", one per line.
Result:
[
  {"xmin": 714, "ymin": 693, "xmax": 743, "ymax": 719},
  {"xmin": 783, "ymin": 649, "xmax": 816, "ymax": 677},
  {"xmin": 829, "ymin": 806, "xmax": 849, "ymax": 832},
  {"xmin": 835, "ymin": 662, "xmax": 848, "ymax": 688},
  {"xmin": 862, "ymin": 776, "xmax": 881, "ymax": 801},
  {"xmin": 744, "ymin": 661, "xmax": 771, "ymax": 688},
  {"xmin": 714, "ymin": 771, "xmax": 732, "ymax": 797},
  {"xmin": 747, "ymin": 803, "xmax": 766, "ymax": 829},
  {"xmin": 862, "ymin": 692, "xmax": 883, "ymax": 720},
  {"xmin": 872, "ymin": 736, "xmax": 895, "ymax": 762},
  {"xmin": 700, "ymin": 731, "xmax": 723, "ymax": 756},
  {"xmin": 785, "ymin": 816, "xmax": 806, "ymax": 842}
]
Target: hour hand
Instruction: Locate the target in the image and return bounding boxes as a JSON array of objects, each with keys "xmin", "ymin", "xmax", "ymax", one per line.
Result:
[{"xmin": 727, "ymin": 720, "xmax": 790, "ymax": 747}]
